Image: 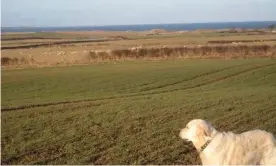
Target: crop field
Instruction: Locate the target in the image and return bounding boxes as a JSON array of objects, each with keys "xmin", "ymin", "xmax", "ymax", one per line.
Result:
[
  {"xmin": 2, "ymin": 59, "xmax": 276, "ymax": 164},
  {"xmin": 1, "ymin": 29, "xmax": 276, "ymax": 68}
]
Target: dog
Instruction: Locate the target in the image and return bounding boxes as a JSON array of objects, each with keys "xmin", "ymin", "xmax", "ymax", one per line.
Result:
[{"xmin": 179, "ymin": 119, "xmax": 276, "ymax": 165}]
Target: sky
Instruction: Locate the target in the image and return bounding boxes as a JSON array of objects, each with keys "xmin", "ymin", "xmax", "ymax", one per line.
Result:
[{"xmin": 1, "ymin": 0, "xmax": 276, "ymax": 27}]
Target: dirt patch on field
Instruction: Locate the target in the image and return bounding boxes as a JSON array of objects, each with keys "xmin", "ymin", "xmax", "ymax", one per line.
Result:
[{"xmin": 208, "ymin": 39, "xmax": 276, "ymax": 44}]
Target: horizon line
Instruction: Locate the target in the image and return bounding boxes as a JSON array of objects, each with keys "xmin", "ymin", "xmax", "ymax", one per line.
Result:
[{"xmin": 2, "ymin": 20, "xmax": 276, "ymax": 28}]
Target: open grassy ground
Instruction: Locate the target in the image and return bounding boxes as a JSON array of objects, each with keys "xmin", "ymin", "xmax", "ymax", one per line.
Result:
[{"xmin": 2, "ymin": 59, "xmax": 276, "ymax": 164}]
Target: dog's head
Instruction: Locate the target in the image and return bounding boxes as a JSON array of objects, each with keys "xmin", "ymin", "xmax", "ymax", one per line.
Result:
[{"xmin": 179, "ymin": 119, "xmax": 216, "ymax": 147}]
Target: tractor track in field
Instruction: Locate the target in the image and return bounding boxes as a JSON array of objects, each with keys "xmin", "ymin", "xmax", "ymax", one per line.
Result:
[
  {"xmin": 2, "ymin": 63, "xmax": 275, "ymax": 112},
  {"xmin": 117, "ymin": 63, "xmax": 254, "ymax": 93},
  {"xmin": 136, "ymin": 63, "xmax": 253, "ymax": 92},
  {"xmin": 167, "ymin": 62, "xmax": 276, "ymax": 92}
]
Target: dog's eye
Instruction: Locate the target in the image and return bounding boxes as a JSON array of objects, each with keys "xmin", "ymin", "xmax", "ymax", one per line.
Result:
[{"xmin": 186, "ymin": 126, "xmax": 189, "ymax": 129}]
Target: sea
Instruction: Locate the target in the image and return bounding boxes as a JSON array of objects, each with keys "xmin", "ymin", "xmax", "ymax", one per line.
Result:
[{"xmin": 1, "ymin": 21, "xmax": 276, "ymax": 33}]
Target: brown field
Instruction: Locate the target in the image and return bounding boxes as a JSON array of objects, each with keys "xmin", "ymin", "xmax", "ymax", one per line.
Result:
[{"xmin": 1, "ymin": 28, "xmax": 276, "ymax": 68}]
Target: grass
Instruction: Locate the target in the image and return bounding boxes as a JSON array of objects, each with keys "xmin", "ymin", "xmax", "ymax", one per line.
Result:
[{"xmin": 2, "ymin": 59, "xmax": 276, "ymax": 164}]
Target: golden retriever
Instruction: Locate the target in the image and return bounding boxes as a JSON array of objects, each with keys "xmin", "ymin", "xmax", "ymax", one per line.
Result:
[{"xmin": 179, "ymin": 119, "xmax": 276, "ymax": 165}]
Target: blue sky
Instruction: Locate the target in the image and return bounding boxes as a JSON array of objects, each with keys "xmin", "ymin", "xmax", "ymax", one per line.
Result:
[{"xmin": 1, "ymin": 0, "xmax": 276, "ymax": 27}]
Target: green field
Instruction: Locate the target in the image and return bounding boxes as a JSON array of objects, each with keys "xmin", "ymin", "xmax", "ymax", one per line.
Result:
[{"xmin": 2, "ymin": 59, "xmax": 276, "ymax": 164}]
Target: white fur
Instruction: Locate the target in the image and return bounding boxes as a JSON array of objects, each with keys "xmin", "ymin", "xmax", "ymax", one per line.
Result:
[{"xmin": 179, "ymin": 119, "xmax": 276, "ymax": 165}]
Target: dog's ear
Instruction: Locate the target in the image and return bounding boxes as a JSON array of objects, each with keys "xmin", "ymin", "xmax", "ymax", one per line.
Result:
[
  {"xmin": 195, "ymin": 126, "xmax": 206, "ymax": 143},
  {"xmin": 196, "ymin": 126, "xmax": 208, "ymax": 136},
  {"xmin": 197, "ymin": 123, "xmax": 212, "ymax": 139}
]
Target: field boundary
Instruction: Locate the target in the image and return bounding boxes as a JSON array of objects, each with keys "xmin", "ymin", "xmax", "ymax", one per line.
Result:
[
  {"xmin": 2, "ymin": 44, "xmax": 276, "ymax": 68},
  {"xmin": 1, "ymin": 39, "xmax": 116, "ymax": 50}
]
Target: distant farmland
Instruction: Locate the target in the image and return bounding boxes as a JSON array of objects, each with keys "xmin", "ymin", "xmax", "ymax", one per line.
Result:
[{"xmin": 2, "ymin": 29, "xmax": 276, "ymax": 68}]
